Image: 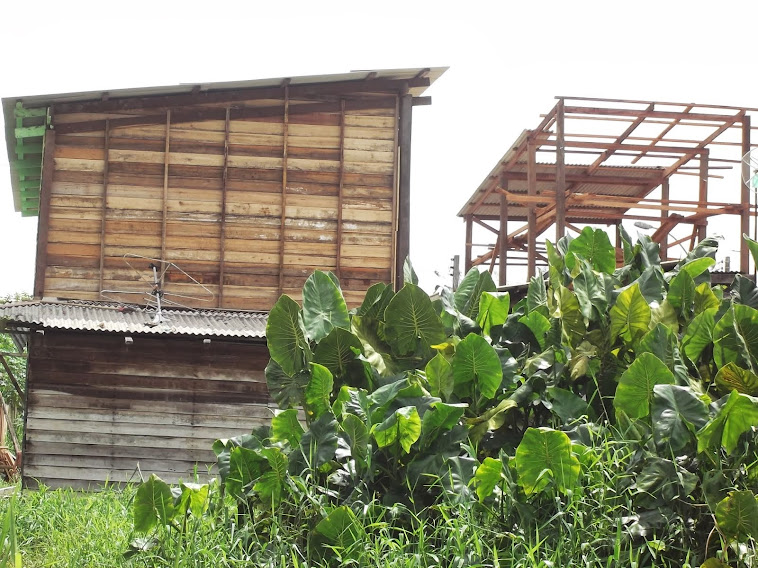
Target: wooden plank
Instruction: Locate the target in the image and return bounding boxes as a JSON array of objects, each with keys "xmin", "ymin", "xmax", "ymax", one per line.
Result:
[
  {"xmin": 465, "ymin": 216, "xmax": 473, "ymax": 272},
  {"xmin": 278, "ymin": 86, "xmax": 290, "ymax": 297},
  {"xmin": 742, "ymin": 115, "xmax": 752, "ymax": 273},
  {"xmin": 555, "ymin": 99, "xmax": 566, "ymax": 239},
  {"xmin": 527, "ymin": 143, "xmax": 537, "ymax": 279},
  {"xmin": 698, "ymin": 151, "xmax": 709, "ymax": 241},
  {"xmin": 36, "ymin": 129, "xmax": 56, "ymax": 298},
  {"xmin": 98, "ymin": 119, "xmax": 110, "ymax": 296},
  {"xmin": 219, "ymin": 107, "xmax": 231, "ymax": 308},
  {"xmin": 499, "ymin": 183, "xmax": 508, "ymax": 286}
]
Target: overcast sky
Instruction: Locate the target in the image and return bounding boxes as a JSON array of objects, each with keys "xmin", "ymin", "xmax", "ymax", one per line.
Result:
[{"xmin": 2, "ymin": 0, "xmax": 757, "ymax": 297}]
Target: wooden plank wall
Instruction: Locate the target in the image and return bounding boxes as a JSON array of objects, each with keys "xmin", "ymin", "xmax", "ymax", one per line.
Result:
[
  {"xmin": 23, "ymin": 331, "xmax": 272, "ymax": 489},
  {"xmin": 43, "ymin": 90, "xmax": 400, "ymax": 309}
]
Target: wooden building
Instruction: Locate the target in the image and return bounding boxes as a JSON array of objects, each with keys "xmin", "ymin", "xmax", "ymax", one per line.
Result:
[
  {"xmin": 1, "ymin": 68, "xmax": 444, "ymax": 487},
  {"xmin": 458, "ymin": 97, "xmax": 757, "ymax": 285}
]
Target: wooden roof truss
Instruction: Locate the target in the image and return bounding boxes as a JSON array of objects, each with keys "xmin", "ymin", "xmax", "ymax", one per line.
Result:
[{"xmin": 459, "ymin": 96, "xmax": 758, "ymax": 284}]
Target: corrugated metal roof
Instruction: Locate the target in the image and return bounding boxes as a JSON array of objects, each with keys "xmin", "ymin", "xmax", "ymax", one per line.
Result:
[{"xmin": 0, "ymin": 300, "xmax": 267, "ymax": 339}]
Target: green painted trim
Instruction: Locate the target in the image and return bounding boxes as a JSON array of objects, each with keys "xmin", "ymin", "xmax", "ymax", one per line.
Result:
[
  {"xmin": 15, "ymin": 143, "xmax": 44, "ymax": 155},
  {"xmin": 14, "ymin": 125, "xmax": 46, "ymax": 138},
  {"xmin": 13, "ymin": 105, "xmax": 47, "ymax": 118}
]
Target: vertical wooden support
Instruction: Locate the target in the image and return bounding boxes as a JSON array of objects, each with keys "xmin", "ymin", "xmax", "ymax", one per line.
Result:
[
  {"xmin": 395, "ymin": 93, "xmax": 413, "ymax": 291},
  {"xmin": 741, "ymin": 115, "xmax": 752, "ymax": 274},
  {"xmin": 277, "ymin": 85, "xmax": 290, "ymax": 297},
  {"xmin": 698, "ymin": 150, "xmax": 709, "ymax": 241},
  {"xmin": 336, "ymin": 99, "xmax": 346, "ymax": 280},
  {"xmin": 527, "ymin": 141, "xmax": 538, "ymax": 279},
  {"xmin": 555, "ymin": 99, "xmax": 566, "ymax": 240},
  {"xmin": 98, "ymin": 120, "xmax": 110, "ymax": 297},
  {"xmin": 464, "ymin": 216, "xmax": 473, "ymax": 272},
  {"xmin": 499, "ymin": 183, "xmax": 509, "ymax": 286},
  {"xmin": 218, "ymin": 107, "xmax": 231, "ymax": 308},
  {"xmin": 160, "ymin": 110, "xmax": 171, "ymax": 285},
  {"xmin": 660, "ymin": 178, "xmax": 669, "ymax": 260},
  {"xmin": 33, "ymin": 128, "xmax": 55, "ymax": 299}
]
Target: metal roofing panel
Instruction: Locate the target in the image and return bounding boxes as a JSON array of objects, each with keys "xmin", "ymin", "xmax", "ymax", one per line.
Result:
[{"xmin": 0, "ymin": 300, "xmax": 268, "ymax": 339}]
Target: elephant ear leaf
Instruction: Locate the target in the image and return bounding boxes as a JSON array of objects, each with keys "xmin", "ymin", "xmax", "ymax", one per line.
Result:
[
  {"xmin": 715, "ymin": 490, "xmax": 758, "ymax": 543},
  {"xmin": 515, "ymin": 428, "xmax": 580, "ymax": 495},
  {"xmin": 697, "ymin": 390, "xmax": 758, "ymax": 454},
  {"xmin": 302, "ymin": 271, "xmax": 350, "ymax": 342},
  {"xmin": 134, "ymin": 474, "xmax": 175, "ymax": 533},
  {"xmin": 565, "ymin": 226, "xmax": 616, "ymax": 275},
  {"xmin": 713, "ymin": 303, "xmax": 758, "ymax": 372},
  {"xmin": 610, "ymin": 283, "xmax": 651, "ymax": 345},
  {"xmin": 452, "ymin": 333, "xmax": 503, "ymax": 401},
  {"xmin": 384, "ymin": 283, "xmax": 446, "ymax": 356},
  {"xmin": 267, "ymin": 295, "xmax": 309, "ymax": 376},
  {"xmin": 715, "ymin": 363, "xmax": 758, "ymax": 396},
  {"xmin": 614, "ymin": 353, "xmax": 674, "ymax": 419}
]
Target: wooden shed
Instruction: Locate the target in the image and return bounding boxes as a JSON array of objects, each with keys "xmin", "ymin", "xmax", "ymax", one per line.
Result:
[{"xmin": 2, "ymin": 68, "xmax": 444, "ymax": 488}]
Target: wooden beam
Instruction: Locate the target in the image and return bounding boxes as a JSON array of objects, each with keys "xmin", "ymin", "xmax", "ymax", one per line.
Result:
[
  {"xmin": 527, "ymin": 142, "xmax": 537, "ymax": 279},
  {"xmin": 336, "ymin": 99, "xmax": 346, "ymax": 280},
  {"xmin": 500, "ymin": 171, "xmax": 665, "ymax": 187},
  {"xmin": 218, "ymin": 107, "xmax": 231, "ymax": 308},
  {"xmin": 0, "ymin": 354, "xmax": 23, "ymax": 400},
  {"xmin": 465, "ymin": 216, "xmax": 473, "ymax": 272},
  {"xmin": 499, "ymin": 185, "xmax": 508, "ymax": 286},
  {"xmin": 660, "ymin": 179, "xmax": 669, "ymax": 260},
  {"xmin": 395, "ymin": 94, "xmax": 412, "ymax": 290},
  {"xmin": 698, "ymin": 151, "xmax": 709, "ymax": 241},
  {"xmin": 54, "ymin": 77, "xmax": 430, "ymax": 114},
  {"xmin": 588, "ymin": 103, "xmax": 654, "ymax": 173},
  {"xmin": 555, "ymin": 99, "xmax": 566, "ymax": 239},
  {"xmin": 632, "ymin": 104, "xmax": 693, "ymax": 164},
  {"xmin": 564, "ymin": 105, "xmax": 744, "ymax": 124},
  {"xmin": 33, "ymin": 128, "xmax": 55, "ymax": 299},
  {"xmin": 160, "ymin": 111, "xmax": 171, "ymax": 282},
  {"xmin": 662, "ymin": 114, "xmax": 743, "ymax": 177},
  {"xmin": 98, "ymin": 119, "xmax": 110, "ymax": 298},
  {"xmin": 742, "ymin": 115, "xmax": 752, "ymax": 273},
  {"xmin": 277, "ymin": 87, "xmax": 290, "ymax": 297}
]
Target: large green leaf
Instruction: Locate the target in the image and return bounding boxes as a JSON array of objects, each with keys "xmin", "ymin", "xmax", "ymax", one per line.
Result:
[
  {"xmin": 351, "ymin": 315, "xmax": 397, "ymax": 376},
  {"xmin": 610, "ymin": 283, "xmax": 651, "ymax": 345},
  {"xmin": 419, "ymin": 402, "xmax": 466, "ymax": 449},
  {"xmin": 384, "ymin": 283, "xmax": 446, "ymax": 356},
  {"xmin": 253, "ymin": 447, "xmax": 288, "ymax": 505},
  {"xmin": 313, "ymin": 327, "xmax": 362, "ymax": 380},
  {"xmin": 678, "ymin": 257, "xmax": 715, "ymax": 279},
  {"xmin": 553, "ymin": 285, "xmax": 586, "ymax": 348},
  {"xmin": 354, "ymin": 282, "xmax": 394, "ymax": 319},
  {"xmin": 267, "ymin": 295, "xmax": 309, "ymax": 376},
  {"xmin": 340, "ymin": 413, "xmax": 369, "ymax": 465},
  {"xmin": 668, "ymin": 270, "xmax": 696, "ymax": 319},
  {"xmin": 302, "ymin": 271, "xmax": 350, "ymax": 342},
  {"xmin": 714, "ymin": 303, "xmax": 758, "ymax": 372},
  {"xmin": 634, "ymin": 266, "xmax": 666, "ymax": 304},
  {"xmin": 515, "ymin": 427, "xmax": 580, "ymax": 495},
  {"xmin": 300, "ymin": 412, "xmax": 340, "ymax": 469},
  {"xmin": 693, "ymin": 282, "xmax": 720, "ymax": 315},
  {"xmin": 477, "ymin": 291, "xmax": 510, "ymax": 336},
  {"xmin": 652, "ymin": 384, "xmax": 709, "ymax": 451},
  {"xmin": 425, "ymin": 353, "xmax": 454, "ymax": 400},
  {"xmin": 730, "ymin": 274, "xmax": 758, "ymax": 309},
  {"xmin": 675, "ymin": 237, "xmax": 718, "ymax": 269},
  {"xmin": 614, "ymin": 352, "xmax": 675, "ymax": 419},
  {"xmin": 565, "ymin": 226, "xmax": 616, "ymax": 275},
  {"xmin": 265, "ymin": 359, "xmax": 310, "ymax": 409},
  {"xmin": 546, "ymin": 386, "xmax": 594, "ymax": 423},
  {"xmin": 454, "ymin": 269, "xmax": 497, "ymax": 319},
  {"xmin": 304, "ymin": 364, "xmax": 334, "ymax": 421},
  {"xmin": 697, "ymin": 390, "xmax": 758, "ymax": 454},
  {"xmin": 134, "ymin": 474, "xmax": 175, "ymax": 533},
  {"xmin": 527, "ymin": 274, "xmax": 549, "ymax": 317},
  {"xmin": 745, "ymin": 233, "xmax": 758, "ymax": 266},
  {"xmin": 474, "ymin": 457, "xmax": 503, "ymax": 502},
  {"xmin": 175, "ymin": 483, "xmax": 209, "ymax": 519},
  {"xmin": 681, "ymin": 308, "xmax": 717, "ymax": 364},
  {"xmin": 518, "ymin": 312, "xmax": 551, "ymax": 350},
  {"xmin": 226, "ymin": 446, "xmax": 265, "ymax": 500},
  {"xmin": 715, "ymin": 490, "xmax": 758, "ymax": 542},
  {"xmin": 452, "ymin": 333, "xmax": 503, "ymax": 401},
  {"xmin": 270, "ymin": 408, "xmax": 304, "ymax": 446},
  {"xmin": 403, "ymin": 257, "xmax": 419, "ymax": 285},
  {"xmin": 715, "ymin": 363, "xmax": 758, "ymax": 396},
  {"xmin": 314, "ymin": 506, "xmax": 364, "ymax": 548},
  {"xmin": 372, "ymin": 406, "xmax": 422, "ymax": 453},
  {"xmin": 573, "ymin": 259, "xmax": 611, "ymax": 321}
]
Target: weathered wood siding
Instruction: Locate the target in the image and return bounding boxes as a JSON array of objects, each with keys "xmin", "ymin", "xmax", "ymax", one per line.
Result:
[
  {"xmin": 43, "ymin": 88, "xmax": 400, "ymax": 309},
  {"xmin": 24, "ymin": 331, "xmax": 271, "ymax": 489}
]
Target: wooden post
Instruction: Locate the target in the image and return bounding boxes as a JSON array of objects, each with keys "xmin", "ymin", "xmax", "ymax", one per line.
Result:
[
  {"xmin": 660, "ymin": 178, "xmax": 669, "ymax": 260},
  {"xmin": 336, "ymin": 99, "xmax": 346, "ymax": 280},
  {"xmin": 160, "ymin": 110, "xmax": 171, "ymax": 286},
  {"xmin": 527, "ymin": 141, "xmax": 538, "ymax": 279},
  {"xmin": 499, "ymin": 183, "xmax": 509, "ymax": 286},
  {"xmin": 34, "ymin": 128, "xmax": 56, "ymax": 299},
  {"xmin": 464, "ymin": 216, "xmax": 473, "ymax": 272},
  {"xmin": 741, "ymin": 115, "xmax": 752, "ymax": 274},
  {"xmin": 277, "ymin": 85, "xmax": 290, "ymax": 297},
  {"xmin": 98, "ymin": 120, "xmax": 110, "ymax": 297},
  {"xmin": 698, "ymin": 150, "xmax": 709, "ymax": 241},
  {"xmin": 395, "ymin": 93, "xmax": 413, "ymax": 290},
  {"xmin": 555, "ymin": 99, "xmax": 566, "ymax": 240},
  {"xmin": 218, "ymin": 107, "xmax": 231, "ymax": 308}
]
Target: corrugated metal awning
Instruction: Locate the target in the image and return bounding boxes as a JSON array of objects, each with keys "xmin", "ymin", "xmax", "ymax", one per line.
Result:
[{"xmin": 0, "ymin": 300, "xmax": 267, "ymax": 339}]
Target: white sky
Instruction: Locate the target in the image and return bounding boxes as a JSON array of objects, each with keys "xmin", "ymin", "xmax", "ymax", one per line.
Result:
[{"xmin": 1, "ymin": 0, "xmax": 757, "ymax": 296}]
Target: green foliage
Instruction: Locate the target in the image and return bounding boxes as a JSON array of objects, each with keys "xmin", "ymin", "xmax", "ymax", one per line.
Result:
[{"xmin": 130, "ymin": 234, "xmax": 758, "ymax": 566}]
